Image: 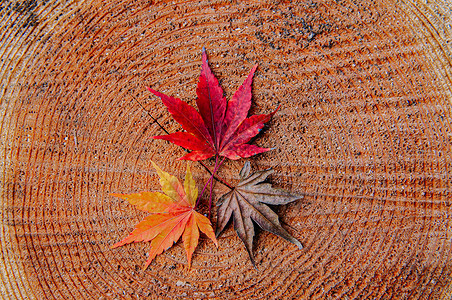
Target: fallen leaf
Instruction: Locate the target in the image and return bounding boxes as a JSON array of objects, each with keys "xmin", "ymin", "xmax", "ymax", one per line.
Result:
[
  {"xmin": 147, "ymin": 48, "xmax": 278, "ymax": 161},
  {"xmin": 215, "ymin": 162, "xmax": 303, "ymax": 266},
  {"xmin": 111, "ymin": 162, "xmax": 217, "ymax": 269}
]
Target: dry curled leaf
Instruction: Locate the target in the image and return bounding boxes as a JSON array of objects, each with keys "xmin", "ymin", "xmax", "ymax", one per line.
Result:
[
  {"xmin": 147, "ymin": 48, "xmax": 277, "ymax": 161},
  {"xmin": 215, "ymin": 162, "xmax": 303, "ymax": 266},
  {"xmin": 111, "ymin": 162, "xmax": 217, "ymax": 269}
]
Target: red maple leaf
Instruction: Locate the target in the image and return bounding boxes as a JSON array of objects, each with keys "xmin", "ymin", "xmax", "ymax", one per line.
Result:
[{"xmin": 147, "ymin": 49, "xmax": 277, "ymax": 161}]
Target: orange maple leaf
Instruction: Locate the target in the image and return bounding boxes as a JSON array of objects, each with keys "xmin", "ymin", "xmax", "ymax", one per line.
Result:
[{"xmin": 111, "ymin": 162, "xmax": 218, "ymax": 269}]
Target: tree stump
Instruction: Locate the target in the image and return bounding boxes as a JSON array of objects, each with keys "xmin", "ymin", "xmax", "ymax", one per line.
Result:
[{"xmin": 1, "ymin": 0, "xmax": 452, "ymax": 299}]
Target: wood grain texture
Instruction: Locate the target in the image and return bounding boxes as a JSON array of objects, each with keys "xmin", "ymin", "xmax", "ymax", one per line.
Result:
[{"xmin": 1, "ymin": 0, "xmax": 452, "ymax": 299}]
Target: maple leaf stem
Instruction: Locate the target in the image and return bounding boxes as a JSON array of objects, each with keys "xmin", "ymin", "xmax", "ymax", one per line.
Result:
[
  {"xmin": 195, "ymin": 156, "xmax": 226, "ymax": 210},
  {"xmin": 208, "ymin": 155, "xmax": 219, "ymax": 218},
  {"xmin": 131, "ymin": 94, "xmax": 170, "ymax": 135},
  {"xmin": 198, "ymin": 161, "xmax": 232, "ymax": 189}
]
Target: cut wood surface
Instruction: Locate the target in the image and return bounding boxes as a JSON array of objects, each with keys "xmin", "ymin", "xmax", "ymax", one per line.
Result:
[{"xmin": 1, "ymin": 0, "xmax": 452, "ymax": 299}]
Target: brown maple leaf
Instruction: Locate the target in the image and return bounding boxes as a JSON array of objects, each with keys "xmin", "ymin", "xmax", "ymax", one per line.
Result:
[
  {"xmin": 215, "ymin": 162, "xmax": 303, "ymax": 266},
  {"xmin": 111, "ymin": 162, "xmax": 217, "ymax": 269},
  {"xmin": 147, "ymin": 48, "xmax": 277, "ymax": 161}
]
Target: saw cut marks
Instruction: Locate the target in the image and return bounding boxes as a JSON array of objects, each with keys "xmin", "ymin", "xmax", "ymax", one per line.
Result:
[{"xmin": 1, "ymin": 0, "xmax": 452, "ymax": 299}]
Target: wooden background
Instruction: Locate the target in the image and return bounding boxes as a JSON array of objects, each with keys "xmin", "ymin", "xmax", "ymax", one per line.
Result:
[{"xmin": 1, "ymin": 0, "xmax": 452, "ymax": 299}]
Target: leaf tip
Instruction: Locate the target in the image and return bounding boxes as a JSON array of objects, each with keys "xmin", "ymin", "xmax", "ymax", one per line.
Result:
[
  {"xmin": 177, "ymin": 155, "xmax": 197, "ymax": 161},
  {"xmin": 214, "ymin": 226, "xmax": 225, "ymax": 239},
  {"xmin": 110, "ymin": 193, "xmax": 129, "ymax": 202},
  {"xmin": 293, "ymin": 239, "xmax": 303, "ymax": 250},
  {"xmin": 146, "ymin": 86, "xmax": 158, "ymax": 95},
  {"xmin": 211, "ymin": 235, "xmax": 219, "ymax": 248},
  {"xmin": 151, "ymin": 160, "xmax": 165, "ymax": 177},
  {"xmin": 142, "ymin": 263, "xmax": 151, "ymax": 272},
  {"xmin": 247, "ymin": 252, "xmax": 256, "ymax": 268},
  {"xmin": 252, "ymin": 261, "xmax": 258, "ymax": 270},
  {"xmin": 201, "ymin": 47, "xmax": 208, "ymax": 64},
  {"xmin": 146, "ymin": 86, "xmax": 162, "ymax": 98},
  {"xmin": 185, "ymin": 252, "xmax": 193, "ymax": 269},
  {"xmin": 295, "ymin": 194, "xmax": 304, "ymax": 201},
  {"xmin": 110, "ymin": 241, "xmax": 123, "ymax": 249}
]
